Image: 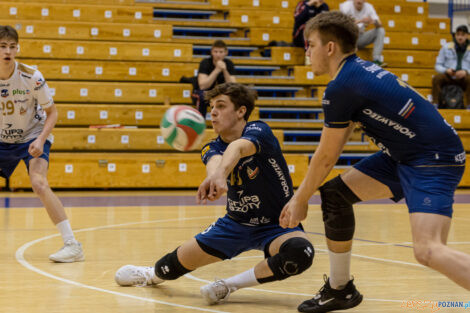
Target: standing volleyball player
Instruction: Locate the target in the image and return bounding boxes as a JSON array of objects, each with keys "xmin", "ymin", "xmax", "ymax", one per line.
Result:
[
  {"xmin": 279, "ymin": 11, "xmax": 470, "ymax": 313},
  {"xmin": 0, "ymin": 26, "xmax": 83, "ymax": 262},
  {"xmin": 115, "ymin": 83, "xmax": 314, "ymax": 305}
]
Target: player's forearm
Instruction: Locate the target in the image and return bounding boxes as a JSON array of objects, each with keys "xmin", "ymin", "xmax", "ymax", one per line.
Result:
[
  {"xmin": 37, "ymin": 107, "xmax": 57, "ymax": 142},
  {"xmin": 218, "ymin": 141, "xmax": 244, "ymax": 178},
  {"xmin": 198, "ymin": 69, "xmax": 221, "ymax": 90},
  {"xmin": 205, "ymin": 156, "xmax": 222, "ymax": 176},
  {"xmin": 295, "ymin": 150, "xmax": 338, "ymax": 203}
]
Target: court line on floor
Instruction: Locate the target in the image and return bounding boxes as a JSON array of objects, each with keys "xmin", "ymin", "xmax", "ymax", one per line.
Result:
[
  {"xmin": 16, "ymin": 216, "xmax": 229, "ymax": 313},
  {"xmin": 16, "ymin": 216, "xmax": 424, "ymax": 309}
]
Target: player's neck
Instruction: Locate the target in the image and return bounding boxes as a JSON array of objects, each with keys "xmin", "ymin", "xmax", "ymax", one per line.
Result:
[
  {"xmin": 220, "ymin": 120, "xmax": 247, "ymax": 143},
  {"xmin": 0, "ymin": 61, "xmax": 15, "ymax": 80},
  {"xmin": 328, "ymin": 53, "xmax": 353, "ymax": 78}
]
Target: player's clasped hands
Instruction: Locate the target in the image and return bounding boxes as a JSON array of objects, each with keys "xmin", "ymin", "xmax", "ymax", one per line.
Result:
[
  {"xmin": 279, "ymin": 196, "xmax": 309, "ymax": 229},
  {"xmin": 196, "ymin": 171, "xmax": 228, "ymax": 204}
]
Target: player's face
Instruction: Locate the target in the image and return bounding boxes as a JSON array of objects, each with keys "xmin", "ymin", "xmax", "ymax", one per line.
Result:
[
  {"xmin": 306, "ymin": 31, "xmax": 329, "ymax": 76},
  {"xmin": 209, "ymin": 94, "xmax": 245, "ymax": 135},
  {"xmin": 211, "ymin": 47, "xmax": 228, "ymax": 62},
  {"xmin": 455, "ymin": 31, "xmax": 468, "ymax": 46},
  {"xmin": 0, "ymin": 38, "xmax": 17, "ymax": 66}
]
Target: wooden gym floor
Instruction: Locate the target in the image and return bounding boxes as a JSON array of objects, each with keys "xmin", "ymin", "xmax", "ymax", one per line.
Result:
[{"xmin": 1, "ymin": 190, "xmax": 469, "ymax": 313}]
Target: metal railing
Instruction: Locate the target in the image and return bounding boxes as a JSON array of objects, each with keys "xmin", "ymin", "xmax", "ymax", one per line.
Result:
[{"xmin": 448, "ymin": 0, "xmax": 470, "ymax": 31}]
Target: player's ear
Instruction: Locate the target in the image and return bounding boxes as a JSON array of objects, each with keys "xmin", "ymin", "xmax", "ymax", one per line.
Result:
[
  {"xmin": 238, "ymin": 105, "xmax": 247, "ymax": 118},
  {"xmin": 327, "ymin": 41, "xmax": 335, "ymax": 56}
]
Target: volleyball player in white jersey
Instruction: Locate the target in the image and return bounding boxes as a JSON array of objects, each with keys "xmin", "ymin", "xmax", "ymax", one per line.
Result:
[{"xmin": 0, "ymin": 25, "xmax": 83, "ymax": 262}]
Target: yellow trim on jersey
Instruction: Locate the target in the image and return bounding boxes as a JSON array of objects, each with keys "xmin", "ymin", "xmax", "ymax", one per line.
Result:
[
  {"xmin": 17, "ymin": 63, "xmax": 35, "ymax": 75},
  {"xmin": 328, "ymin": 121, "xmax": 351, "ymax": 124}
]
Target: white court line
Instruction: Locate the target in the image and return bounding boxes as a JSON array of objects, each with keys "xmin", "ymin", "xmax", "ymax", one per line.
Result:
[
  {"xmin": 16, "ymin": 216, "xmax": 229, "ymax": 313},
  {"xmin": 16, "ymin": 216, "xmax": 419, "ymax": 310}
]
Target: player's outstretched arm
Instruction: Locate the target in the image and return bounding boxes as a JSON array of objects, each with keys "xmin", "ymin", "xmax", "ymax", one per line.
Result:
[
  {"xmin": 280, "ymin": 124, "xmax": 354, "ymax": 228},
  {"xmin": 197, "ymin": 139, "xmax": 256, "ymax": 204},
  {"xmin": 197, "ymin": 155, "xmax": 222, "ymax": 204}
]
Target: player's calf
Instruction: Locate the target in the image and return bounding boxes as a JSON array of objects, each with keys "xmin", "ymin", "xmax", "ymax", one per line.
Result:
[{"xmin": 260, "ymin": 237, "xmax": 314, "ymax": 283}]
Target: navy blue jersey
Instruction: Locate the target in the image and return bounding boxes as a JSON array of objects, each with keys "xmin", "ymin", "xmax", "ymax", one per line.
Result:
[
  {"xmin": 323, "ymin": 55, "xmax": 465, "ymax": 166},
  {"xmin": 201, "ymin": 121, "xmax": 293, "ymax": 226}
]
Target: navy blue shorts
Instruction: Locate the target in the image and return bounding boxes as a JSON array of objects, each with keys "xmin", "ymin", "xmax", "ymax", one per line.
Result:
[
  {"xmin": 0, "ymin": 139, "xmax": 51, "ymax": 179},
  {"xmin": 353, "ymin": 151, "xmax": 464, "ymax": 217},
  {"xmin": 195, "ymin": 215, "xmax": 305, "ymax": 260}
]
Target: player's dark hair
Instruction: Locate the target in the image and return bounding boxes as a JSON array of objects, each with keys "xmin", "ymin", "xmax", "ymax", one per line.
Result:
[
  {"xmin": 0, "ymin": 25, "xmax": 18, "ymax": 43},
  {"xmin": 304, "ymin": 11, "xmax": 358, "ymax": 54},
  {"xmin": 205, "ymin": 83, "xmax": 257, "ymax": 121},
  {"xmin": 211, "ymin": 39, "xmax": 227, "ymax": 50}
]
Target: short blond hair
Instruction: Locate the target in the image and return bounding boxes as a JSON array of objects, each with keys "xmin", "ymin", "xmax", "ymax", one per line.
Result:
[{"xmin": 304, "ymin": 11, "xmax": 359, "ymax": 54}]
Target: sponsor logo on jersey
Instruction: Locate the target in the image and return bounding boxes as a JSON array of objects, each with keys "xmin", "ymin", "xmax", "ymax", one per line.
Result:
[
  {"xmin": 34, "ymin": 78, "xmax": 46, "ymax": 90},
  {"xmin": 268, "ymin": 158, "xmax": 291, "ymax": 198},
  {"xmin": 201, "ymin": 145, "xmax": 210, "ymax": 158},
  {"xmin": 1, "ymin": 89, "xmax": 9, "ymax": 97},
  {"xmin": 455, "ymin": 151, "xmax": 466, "ymax": 163},
  {"xmin": 362, "ymin": 108, "xmax": 416, "ymax": 139},
  {"xmin": 19, "ymin": 106, "xmax": 27, "ymax": 115},
  {"xmin": 12, "ymin": 89, "xmax": 30, "ymax": 96},
  {"xmin": 249, "ymin": 217, "xmax": 259, "ymax": 225},
  {"xmin": 1, "ymin": 128, "xmax": 24, "ymax": 140},
  {"xmin": 0, "ymin": 83, "xmax": 9, "ymax": 87},
  {"xmin": 245, "ymin": 123, "xmax": 262, "ymax": 132},
  {"xmin": 227, "ymin": 195, "xmax": 261, "ymax": 213},
  {"xmin": 260, "ymin": 216, "xmax": 271, "ymax": 224},
  {"xmin": 14, "ymin": 99, "xmax": 28, "ymax": 103},
  {"xmin": 21, "ymin": 73, "xmax": 32, "ymax": 79},
  {"xmin": 247, "ymin": 166, "xmax": 259, "ymax": 179}
]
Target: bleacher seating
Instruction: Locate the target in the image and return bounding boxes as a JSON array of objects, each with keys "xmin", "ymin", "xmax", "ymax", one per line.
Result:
[{"xmin": 2, "ymin": 0, "xmax": 470, "ymax": 190}]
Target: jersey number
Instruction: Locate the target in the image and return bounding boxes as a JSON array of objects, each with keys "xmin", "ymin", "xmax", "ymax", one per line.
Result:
[{"xmin": 1, "ymin": 101, "xmax": 14, "ymax": 115}]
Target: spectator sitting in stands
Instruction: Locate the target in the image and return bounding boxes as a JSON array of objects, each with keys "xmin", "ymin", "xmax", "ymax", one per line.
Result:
[
  {"xmin": 196, "ymin": 40, "xmax": 236, "ymax": 118},
  {"xmin": 432, "ymin": 24, "xmax": 470, "ymax": 108},
  {"xmin": 293, "ymin": 0, "xmax": 329, "ymax": 64},
  {"xmin": 340, "ymin": 0, "xmax": 386, "ymax": 67}
]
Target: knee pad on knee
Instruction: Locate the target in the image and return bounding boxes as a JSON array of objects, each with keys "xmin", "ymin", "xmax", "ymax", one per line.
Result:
[
  {"xmin": 155, "ymin": 249, "xmax": 190, "ymax": 280},
  {"xmin": 320, "ymin": 175, "xmax": 361, "ymax": 241},
  {"xmin": 264, "ymin": 237, "xmax": 314, "ymax": 282}
]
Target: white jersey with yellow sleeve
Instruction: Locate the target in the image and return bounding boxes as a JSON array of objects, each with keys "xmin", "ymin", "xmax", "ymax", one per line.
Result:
[{"xmin": 0, "ymin": 62, "xmax": 53, "ymax": 143}]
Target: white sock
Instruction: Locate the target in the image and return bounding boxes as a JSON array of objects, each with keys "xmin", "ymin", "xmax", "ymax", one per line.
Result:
[
  {"xmin": 224, "ymin": 268, "xmax": 259, "ymax": 291},
  {"xmin": 328, "ymin": 250, "xmax": 351, "ymax": 290},
  {"xmin": 56, "ymin": 220, "xmax": 76, "ymax": 244}
]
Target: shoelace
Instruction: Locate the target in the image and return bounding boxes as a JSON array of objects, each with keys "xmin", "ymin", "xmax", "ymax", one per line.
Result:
[
  {"xmin": 212, "ymin": 279, "xmax": 231, "ymax": 301},
  {"xmin": 134, "ymin": 268, "xmax": 154, "ymax": 287}
]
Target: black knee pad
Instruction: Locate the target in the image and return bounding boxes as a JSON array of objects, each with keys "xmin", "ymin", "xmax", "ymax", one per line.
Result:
[
  {"xmin": 319, "ymin": 175, "xmax": 360, "ymax": 241},
  {"xmin": 264, "ymin": 237, "xmax": 314, "ymax": 282},
  {"xmin": 155, "ymin": 248, "xmax": 190, "ymax": 280}
]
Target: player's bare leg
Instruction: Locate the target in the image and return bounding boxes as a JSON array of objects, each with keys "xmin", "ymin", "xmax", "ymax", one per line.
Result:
[
  {"xmin": 29, "ymin": 158, "xmax": 84, "ymax": 262},
  {"xmin": 410, "ymin": 212, "xmax": 470, "ymax": 290}
]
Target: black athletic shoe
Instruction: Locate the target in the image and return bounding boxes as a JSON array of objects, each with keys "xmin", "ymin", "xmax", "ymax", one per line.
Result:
[{"xmin": 297, "ymin": 275, "xmax": 363, "ymax": 313}]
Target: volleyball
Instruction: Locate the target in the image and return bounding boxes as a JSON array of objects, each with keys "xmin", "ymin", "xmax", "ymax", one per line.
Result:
[{"xmin": 160, "ymin": 105, "xmax": 206, "ymax": 151}]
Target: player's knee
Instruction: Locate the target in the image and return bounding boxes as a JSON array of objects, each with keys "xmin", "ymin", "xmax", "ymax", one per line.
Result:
[
  {"xmin": 30, "ymin": 174, "xmax": 49, "ymax": 196},
  {"xmin": 413, "ymin": 241, "xmax": 441, "ymax": 267},
  {"xmin": 267, "ymin": 237, "xmax": 314, "ymax": 281},
  {"xmin": 155, "ymin": 249, "xmax": 191, "ymax": 280},
  {"xmin": 320, "ymin": 176, "xmax": 361, "ymax": 241}
]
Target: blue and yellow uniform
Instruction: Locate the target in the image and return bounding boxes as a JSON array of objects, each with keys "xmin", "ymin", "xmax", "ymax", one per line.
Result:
[
  {"xmin": 195, "ymin": 121, "xmax": 304, "ymax": 259},
  {"xmin": 323, "ymin": 54, "xmax": 465, "ymax": 217}
]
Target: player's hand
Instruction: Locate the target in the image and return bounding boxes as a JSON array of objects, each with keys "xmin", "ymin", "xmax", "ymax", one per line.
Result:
[
  {"xmin": 455, "ymin": 70, "xmax": 467, "ymax": 79},
  {"xmin": 279, "ymin": 196, "xmax": 309, "ymax": 228},
  {"xmin": 28, "ymin": 138, "xmax": 44, "ymax": 158},
  {"xmin": 446, "ymin": 68, "xmax": 456, "ymax": 76},
  {"xmin": 216, "ymin": 60, "xmax": 227, "ymax": 71},
  {"xmin": 360, "ymin": 16, "xmax": 373, "ymax": 26},
  {"xmin": 196, "ymin": 172, "xmax": 228, "ymax": 204}
]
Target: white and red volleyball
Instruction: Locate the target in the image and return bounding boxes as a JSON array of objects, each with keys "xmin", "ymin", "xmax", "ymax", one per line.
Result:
[{"xmin": 160, "ymin": 105, "xmax": 206, "ymax": 151}]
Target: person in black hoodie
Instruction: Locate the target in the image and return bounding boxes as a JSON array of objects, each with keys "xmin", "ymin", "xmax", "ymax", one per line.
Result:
[{"xmin": 293, "ymin": 0, "xmax": 329, "ymax": 49}]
